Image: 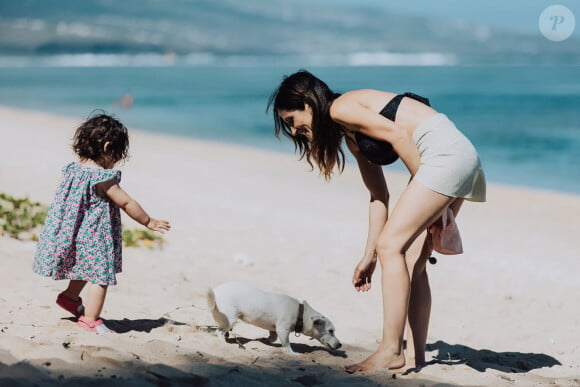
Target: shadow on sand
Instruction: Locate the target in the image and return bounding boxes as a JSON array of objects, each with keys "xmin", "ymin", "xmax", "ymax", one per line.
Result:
[
  {"xmin": 0, "ymin": 350, "xmax": 439, "ymax": 387},
  {"xmin": 102, "ymin": 317, "xmax": 182, "ymax": 333},
  {"xmin": 224, "ymin": 335, "xmax": 348, "ymax": 358},
  {"xmin": 413, "ymin": 340, "xmax": 561, "ymax": 374},
  {"xmin": 102, "ymin": 318, "xmax": 348, "ymax": 357}
]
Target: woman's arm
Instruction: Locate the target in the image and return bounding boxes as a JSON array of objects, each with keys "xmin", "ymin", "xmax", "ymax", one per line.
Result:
[
  {"xmin": 331, "ymin": 95, "xmax": 421, "ymax": 176},
  {"xmin": 97, "ymin": 179, "xmax": 171, "ymax": 233},
  {"xmin": 345, "ymin": 137, "xmax": 389, "ymax": 291},
  {"xmin": 345, "ymin": 137, "xmax": 389, "ymax": 251}
]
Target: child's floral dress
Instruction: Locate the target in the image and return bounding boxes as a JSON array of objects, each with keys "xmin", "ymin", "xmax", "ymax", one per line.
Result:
[{"xmin": 33, "ymin": 162, "xmax": 123, "ymax": 285}]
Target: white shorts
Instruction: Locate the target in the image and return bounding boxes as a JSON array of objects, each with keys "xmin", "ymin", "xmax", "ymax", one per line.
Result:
[{"xmin": 412, "ymin": 114, "xmax": 486, "ymax": 202}]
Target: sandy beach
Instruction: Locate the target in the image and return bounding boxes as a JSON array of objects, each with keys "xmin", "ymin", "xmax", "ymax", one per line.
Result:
[{"xmin": 1, "ymin": 105, "xmax": 579, "ymax": 386}]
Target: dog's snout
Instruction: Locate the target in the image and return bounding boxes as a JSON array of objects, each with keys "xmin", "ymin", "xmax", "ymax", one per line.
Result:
[
  {"xmin": 323, "ymin": 336, "xmax": 341, "ymax": 350},
  {"xmin": 330, "ymin": 341, "xmax": 341, "ymax": 350}
]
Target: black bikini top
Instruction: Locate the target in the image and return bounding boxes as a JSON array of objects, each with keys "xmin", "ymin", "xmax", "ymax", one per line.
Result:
[{"xmin": 354, "ymin": 92, "xmax": 430, "ymax": 165}]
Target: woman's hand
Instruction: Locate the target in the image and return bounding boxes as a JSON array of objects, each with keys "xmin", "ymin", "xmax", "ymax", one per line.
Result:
[{"xmin": 352, "ymin": 255, "xmax": 378, "ymax": 292}]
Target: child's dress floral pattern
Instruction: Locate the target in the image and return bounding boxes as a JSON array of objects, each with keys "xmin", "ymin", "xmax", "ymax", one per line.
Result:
[{"xmin": 33, "ymin": 162, "xmax": 123, "ymax": 285}]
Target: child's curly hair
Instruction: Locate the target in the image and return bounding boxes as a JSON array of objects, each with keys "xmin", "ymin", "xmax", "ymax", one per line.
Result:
[{"xmin": 72, "ymin": 111, "xmax": 129, "ymax": 164}]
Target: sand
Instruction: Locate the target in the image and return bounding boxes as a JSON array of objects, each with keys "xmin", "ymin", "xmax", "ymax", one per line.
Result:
[{"xmin": 1, "ymin": 105, "xmax": 579, "ymax": 386}]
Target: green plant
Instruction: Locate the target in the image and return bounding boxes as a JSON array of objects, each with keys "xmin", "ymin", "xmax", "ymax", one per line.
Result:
[
  {"xmin": 0, "ymin": 193, "xmax": 48, "ymax": 240},
  {"xmin": 122, "ymin": 227, "xmax": 164, "ymax": 249},
  {"xmin": 1, "ymin": 192, "xmax": 165, "ymax": 249}
]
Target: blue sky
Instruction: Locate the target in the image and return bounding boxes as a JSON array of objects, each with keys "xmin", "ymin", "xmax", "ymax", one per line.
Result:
[{"xmin": 306, "ymin": 0, "xmax": 580, "ymax": 34}]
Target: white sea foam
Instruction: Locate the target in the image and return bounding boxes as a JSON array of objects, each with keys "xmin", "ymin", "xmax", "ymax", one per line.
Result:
[
  {"xmin": 346, "ymin": 51, "xmax": 457, "ymax": 66},
  {"xmin": 0, "ymin": 51, "xmax": 457, "ymax": 68},
  {"xmin": 0, "ymin": 54, "xmax": 178, "ymax": 67}
]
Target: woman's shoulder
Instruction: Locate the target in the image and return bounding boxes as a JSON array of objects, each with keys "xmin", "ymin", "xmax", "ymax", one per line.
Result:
[
  {"xmin": 332, "ymin": 90, "xmax": 395, "ymax": 108},
  {"xmin": 336, "ymin": 89, "xmax": 394, "ymax": 101},
  {"xmin": 330, "ymin": 90, "xmax": 395, "ymax": 121},
  {"xmin": 330, "ymin": 91, "xmax": 362, "ymax": 118}
]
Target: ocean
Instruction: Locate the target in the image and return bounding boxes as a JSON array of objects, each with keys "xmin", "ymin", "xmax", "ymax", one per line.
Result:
[{"xmin": 0, "ymin": 64, "xmax": 579, "ymax": 195}]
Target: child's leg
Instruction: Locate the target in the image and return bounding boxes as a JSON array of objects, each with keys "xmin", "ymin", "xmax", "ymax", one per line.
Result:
[
  {"xmin": 77, "ymin": 283, "xmax": 115, "ymax": 333},
  {"xmin": 61, "ymin": 280, "xmax": 87, "ymax": 301},
  {"xmin": 56, "ymin": 280, "xmax": 87, "ymax": 317},
  {"xmin": 83, "ymin": 283, "xmax": 108, "ymax": 322}
]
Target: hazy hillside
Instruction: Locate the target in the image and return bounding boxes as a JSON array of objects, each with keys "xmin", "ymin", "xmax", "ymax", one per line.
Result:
[{"xmin": 0, "ymin": 0, "xmax": 578, "ymax": 65}]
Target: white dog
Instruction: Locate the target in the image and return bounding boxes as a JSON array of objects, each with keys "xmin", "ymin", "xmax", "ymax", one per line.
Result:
[{"xmin": 207, "ymin": 282, "xmax": 341, "ymax": 354}]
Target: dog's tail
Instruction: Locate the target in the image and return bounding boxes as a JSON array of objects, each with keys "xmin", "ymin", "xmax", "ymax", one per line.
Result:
[
  {"xmin": 207, "ymin": 287, "xmax": 217, "ymax": 311},
  {"xmin": 207, "ymin": 287, "xmax": 231, "ymax": 332}
]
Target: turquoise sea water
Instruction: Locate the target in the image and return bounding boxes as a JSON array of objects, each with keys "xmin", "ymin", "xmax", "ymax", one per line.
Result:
[{"xmin": 0, "ymin": 65, "xmax": 579, "ymax": 194}]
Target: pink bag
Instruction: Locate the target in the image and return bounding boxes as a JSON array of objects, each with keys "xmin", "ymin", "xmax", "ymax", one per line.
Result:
[{"xmin": 429, "ymin": 207, "xmax": 463, "ymax": 255}]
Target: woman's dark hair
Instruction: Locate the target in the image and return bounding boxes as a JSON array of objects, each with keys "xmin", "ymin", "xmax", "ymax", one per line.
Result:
[
  {"xmin": 267, "ymin": 70, "xmax": 345, "ymax": 180},
  {"xmin": 72, "ymin": 110, "xmax": 129, "ymax": 165}
]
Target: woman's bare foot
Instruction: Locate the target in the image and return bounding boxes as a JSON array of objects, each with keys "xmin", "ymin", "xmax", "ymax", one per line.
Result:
[
  {"xmin": 389, "ymin": 357, "xmax": 425, "ymax": 374},
  {"xmin": 345, "ymin": 349, "xmax": 405, "ymax": 373}
]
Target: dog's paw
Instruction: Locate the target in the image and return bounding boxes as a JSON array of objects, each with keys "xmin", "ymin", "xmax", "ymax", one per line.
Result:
[
  {"xmin": 282, "ymin": 344, "xmax": 298, "ymax": 355},
  {"xmin": 216, "ymin": 329, "xmax": 228, "ymax": 341}
]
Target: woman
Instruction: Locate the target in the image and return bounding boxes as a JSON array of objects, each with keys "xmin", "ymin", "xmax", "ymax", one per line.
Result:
[{"xmin": 267, "ymin": 70, "xmax": 485, "ymax": 373}]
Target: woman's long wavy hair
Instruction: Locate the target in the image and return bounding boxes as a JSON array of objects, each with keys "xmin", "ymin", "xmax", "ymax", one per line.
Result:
[{"xmin": 267, "ymin": 70, "xmax": 345, "ymax": 180}]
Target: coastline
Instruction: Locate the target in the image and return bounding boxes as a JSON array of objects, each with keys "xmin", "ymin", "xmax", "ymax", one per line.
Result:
[{"xmin": 1, "ymin": 104, "xmax": 579, "ymax": 386}]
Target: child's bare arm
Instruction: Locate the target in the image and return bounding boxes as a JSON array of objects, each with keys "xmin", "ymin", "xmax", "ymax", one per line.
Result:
[{"xmin": 97, "ymin": 180, "xmax": 171, "ymax": 233}]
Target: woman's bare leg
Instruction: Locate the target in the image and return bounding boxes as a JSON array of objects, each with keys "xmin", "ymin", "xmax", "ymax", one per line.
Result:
[
  {"xmin": 346, "ymin": 181, "xmax": 454, "ymax": 373},
  {"xmin": 83, "ymin": 283, "xmax": 108, "ymax": 322},
  {"xmin": 396, "ymin": 231, "xmax": 432, "ymax": 373},
  {"xmin": 394, "ymin": 197, "xmax": 464, "ymax": 373},
  {"xmin": 449, "ymin": 198, "xmax": 464, "ymax": 217}
]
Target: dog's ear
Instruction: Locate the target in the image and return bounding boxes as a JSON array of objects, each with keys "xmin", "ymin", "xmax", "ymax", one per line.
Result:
[{"xmin": 312, "ymin": 317, "xmax": 324, "ymax": 327}]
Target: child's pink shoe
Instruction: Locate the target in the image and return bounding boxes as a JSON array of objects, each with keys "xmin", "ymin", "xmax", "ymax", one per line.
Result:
[
  {"xmin": 77, "ymin": 316, "xmax": 116, "ymax": 334},
  {"xmin": 56, "ymin": 293, "xmax": 84, "ymax": 317}
]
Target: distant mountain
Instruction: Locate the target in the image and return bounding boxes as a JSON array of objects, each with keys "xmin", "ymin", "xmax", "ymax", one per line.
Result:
[{"xmin": 0, "ymin": 0, "xmax": 578, "ymax": 65}]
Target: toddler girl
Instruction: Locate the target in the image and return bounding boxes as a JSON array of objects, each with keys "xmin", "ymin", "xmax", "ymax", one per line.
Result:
[{"xmin": 33, "ymin": 112, "xmax": 170, "ymax": 333}]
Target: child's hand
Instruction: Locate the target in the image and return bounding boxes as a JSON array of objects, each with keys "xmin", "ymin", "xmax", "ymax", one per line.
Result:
[{"xmin": 146, "ymin": 218, "xmax": 171, "ymax": 233}]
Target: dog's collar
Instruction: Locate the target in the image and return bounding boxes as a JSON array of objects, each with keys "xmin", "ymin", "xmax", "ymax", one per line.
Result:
[{"xmin": 294, "ymin": 303, "xmax": 304, "ymax": 334}]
